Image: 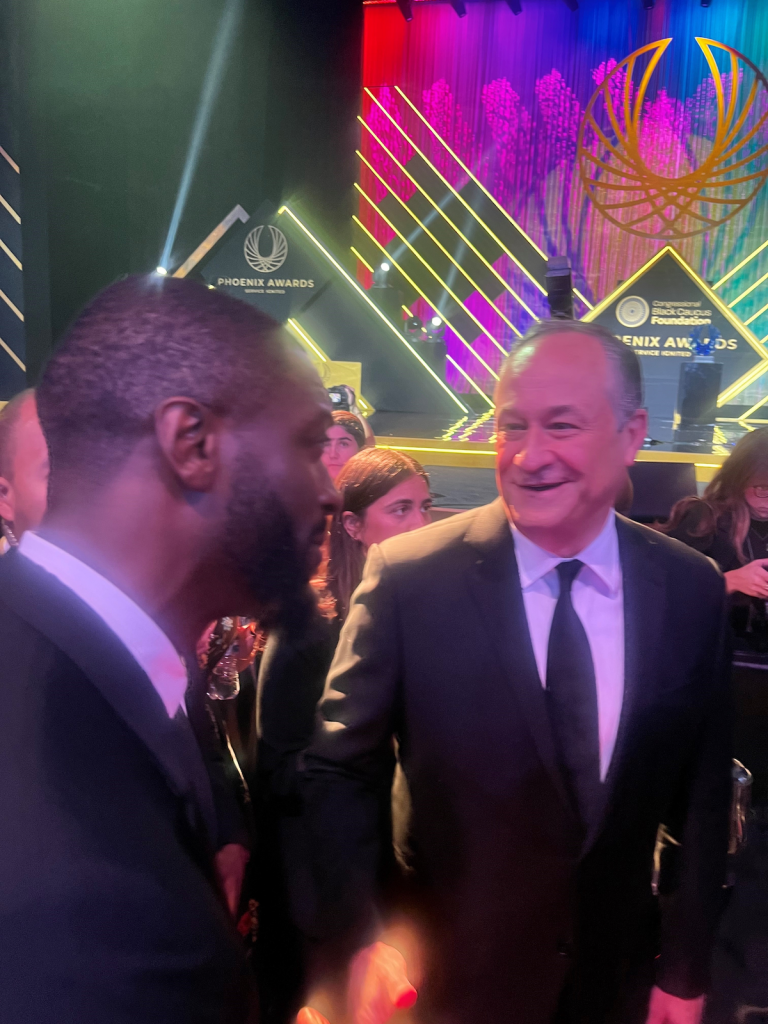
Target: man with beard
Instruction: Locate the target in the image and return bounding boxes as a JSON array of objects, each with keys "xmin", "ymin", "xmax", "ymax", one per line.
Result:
[{"xmin": 0, "ymin": 276, "xmax": 337, "ymax": 1024}]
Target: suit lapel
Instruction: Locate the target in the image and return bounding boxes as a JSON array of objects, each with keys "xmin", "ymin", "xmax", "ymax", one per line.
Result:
[
  {"xmin": 581, "ymin": 516, "xmax": 667, "ymax": 854},
  {"xmin": 465, "ymin": 500, "xmax": 576, "ymax": 819},
  {"xmin": 0, "ymin": 550, "xmax": 217, "ymax": 847}
]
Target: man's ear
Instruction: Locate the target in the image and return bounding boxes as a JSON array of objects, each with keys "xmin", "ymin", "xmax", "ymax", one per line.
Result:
[
  {"xmin": 154, "ymin": 398, "xmax": 222, "ymax": 492},
  {"xmin": 0, "ymin": 476, "xmax": 15, "ymax": 523},
  {"xmin": 342, "ymin": 510, "xmax": 363, "ymax": 542},
  {"xmin": 622, "ymin": 407, "xmax": 648, "ymax": 466}
]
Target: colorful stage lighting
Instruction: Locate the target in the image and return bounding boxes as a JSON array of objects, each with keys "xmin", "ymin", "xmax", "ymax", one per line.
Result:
[{"xmin": 155, "ymin": 266, "xmax": 168, "ymax": 276}]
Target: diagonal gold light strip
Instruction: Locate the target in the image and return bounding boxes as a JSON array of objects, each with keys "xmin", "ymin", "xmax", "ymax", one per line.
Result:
[
  {"xmin": 358, "ymin": 116, "xmax": 538, "ymax": 320},
  {"xmin": 713, "ymin": 238, "xmax": 768, "ymax": 290},
  {"xmin": 286, "ymin": 318, "xmax": 327, "ymax": 362},
  {"xmin": 356, "ymin": 182, "xmax": 508, "ymax": 357},
  {"xmin": 358, "ymin": 149, "xmax": 522, "ymax": 339},
  {"xmin": 446, "ymin": 354, "xmax": 496, "ymax": 406},
  {"xmin": 365, "ymin": 91, "xmax": 548, "ymax": 299},
  {"xmin": 746, "ymin": 299, "xmax": 768, "ymax": 326},
  {"xmin": 392, "ymin": 85, "xmax": 594, "ymax": 312},
  {"xmin": 0, "ymin": 237, "xmax": 21, "ymax": 271},
  {"xmin": 740, "ymin": 391, "xmax": 768, "ymax": 421},
  {"xmin": 354, "ymin": 212, "xmax": 499, "ymax": 389},
  {"xmin": 729, "ymin": 268, "xmax": 768, "ymax": 307},
  {"xmin": 173, "ymin": 204, "xmax": 249, "ymax": 278},
  {"xmin": 287, "ymin": 317, "xmax": 376, "ymax": 415},
  {"xmin": 393, "ymin": 86, "xmax": 547, "ymax": 258},
  {"xmin": 278, "ymin": 204, "xmax": 469, "ymax": 414},
  {"xmin": 0, "ymin": 146, "xmax": 19, "ymax": 174},
  {"xmin": 0, "ymin": 335, "xmax": 24, "ymax": 371},
  {"xmin": 0, "ymin": 287, "xmax": 23, "ymax": 321},
  {"xmin": 0, "ymin": 192, "xmax": 20, "ymax": 225},
  {"xmin": 350, "ymin": 245, "xmax": 375, "ymax": 273},
  {"xmin": 719, "ymin": 359, "xmax": 768, "ymax": 405}
]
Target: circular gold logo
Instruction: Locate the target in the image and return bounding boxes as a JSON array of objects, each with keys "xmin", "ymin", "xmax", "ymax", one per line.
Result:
[
  {"xmin": 577, "ymin": 38, "xmax": 768, "ymax": 239},
  {"xmin": 616, "ymin": 295, "xmax": 650, "ymax": 328}
]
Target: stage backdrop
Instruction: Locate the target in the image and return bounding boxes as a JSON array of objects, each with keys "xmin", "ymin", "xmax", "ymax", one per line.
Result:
[{"xmin": 359, "ymin": 0, "xmax": 768, "ymax": 403}]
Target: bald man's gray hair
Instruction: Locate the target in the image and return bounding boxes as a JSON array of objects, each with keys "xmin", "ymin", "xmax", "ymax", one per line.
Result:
[{"xmin": 501, "ymin": 319, "xmax": 643, "ymax": 428}]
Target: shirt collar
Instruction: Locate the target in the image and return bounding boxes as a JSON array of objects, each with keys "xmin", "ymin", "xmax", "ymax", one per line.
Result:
[
  {"xmin": 18, "ymin": 531, "xmax": 188, "ymax": 718},
  {"xmin": 511, "ymin": 511, "xmax": 621, "ymax": 596}
]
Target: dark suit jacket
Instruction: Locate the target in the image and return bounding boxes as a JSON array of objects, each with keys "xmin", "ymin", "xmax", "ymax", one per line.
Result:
[
  {"xmin": 0, "ymin": 550, "xmax": 253, "ymax": 1024},
  {"xmin": 304, "ymin": 501, "xmax": 732, "ymax": 1024}
]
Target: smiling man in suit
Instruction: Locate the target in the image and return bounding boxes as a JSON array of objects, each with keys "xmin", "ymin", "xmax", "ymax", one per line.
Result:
[
  {"xmin": 0, "ymin": 276, "xmax": 338, "ymax": 1024},
  {"xmin": 303, "ymin": 320, "xmax": 732, "ymax": 1024}
]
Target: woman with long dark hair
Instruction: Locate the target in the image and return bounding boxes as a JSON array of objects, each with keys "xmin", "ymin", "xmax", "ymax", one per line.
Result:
[
  {"xmin": 662, "ymin": 427, "xmax": 768, "ymax": 599},
  {"xmin": 251, "ymin": 448, "xmax": 432, "ymax": 1023}
]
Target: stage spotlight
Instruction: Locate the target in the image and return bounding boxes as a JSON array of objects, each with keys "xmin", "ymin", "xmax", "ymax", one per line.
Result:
[
  {"xmin": 156, "ymin": 266, "xmax": 168, "ymax": 276},
  {"xmin": 506, "ymin": 0, "xmax": 523, "ymax": 12},
  {"xmin": 405, "ymin": 315, "xmax": 426, "ymax": 337},
  {"xmin": 431, "ymin": 315, "xmax": 443, "ymax": 328},
  {"xmin": 395, "ymin": 0, "xmax": 413, "ymax": 19},
  {"xmin": 448, "ymin": 0, "xmax": 467, "ymax": 15},
  {"xmin": 373, "ymin": 261, "xmax": 393, "ymax": 288}
]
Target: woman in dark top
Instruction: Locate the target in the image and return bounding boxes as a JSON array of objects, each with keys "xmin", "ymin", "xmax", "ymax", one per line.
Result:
[
  {"xmin": 662, "ymin": 427, "xmax": 768, "ymax": 644},
  {"xmin": 251, "ymin": 448, "xmax": 432, "ymax": 1023}
]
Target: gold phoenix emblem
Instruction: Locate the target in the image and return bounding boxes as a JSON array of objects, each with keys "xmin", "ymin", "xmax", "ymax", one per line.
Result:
[{"xmin": 577, "ymin": 38, "xmax": 768, "ymax": 239}]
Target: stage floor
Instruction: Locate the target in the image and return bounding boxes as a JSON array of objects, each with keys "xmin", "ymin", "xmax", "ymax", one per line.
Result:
[{"xmin": 369, "ymin": 412, "xmax": 752, "ymax": 484}]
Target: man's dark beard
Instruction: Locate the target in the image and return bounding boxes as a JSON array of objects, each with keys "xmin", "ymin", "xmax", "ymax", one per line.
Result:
[{"xmin": 223, "ymin": 467, "xmax": 316, "ymax": 631}]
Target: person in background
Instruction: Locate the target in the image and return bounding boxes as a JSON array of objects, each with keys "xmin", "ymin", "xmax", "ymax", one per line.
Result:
[
  {"xmin": 0, "ymin": 276, "xmax": 338, "ymax": 1024},
  {"xmin": 0, "ymin": 389, "xmax": 49, "ymax": 551},
  {"xmin": 321, "ymin": 410, "xmax": 367, "ymax": 483},
  {"xmin": 303, "ymin": 320, "xmax": 731, "ymax": 1024},
  {"xmin": 662, "ymin": 427, "xmax": 768, "ymax": 601},
  {"xmin": 253, "ymin": 448, "xmax": 432, "ymax": 1024}
]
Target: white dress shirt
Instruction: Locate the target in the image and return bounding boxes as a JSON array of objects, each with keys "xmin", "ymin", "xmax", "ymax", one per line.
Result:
[
  {"xmin": 512, "ymin": 512, "xmax": 624, "ymax": 781},
  {"xmin": 18, "ymin": 531, "xmax": 188, "ymax": 718}
]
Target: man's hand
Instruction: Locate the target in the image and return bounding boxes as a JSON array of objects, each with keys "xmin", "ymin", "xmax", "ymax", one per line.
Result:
[
  {"xmin": 296, "ymin": 1011, "xmax": 330, "ymax": 1024},
  {"xmin": 297, "ymin": 941, "xmax": 417, "ymax": 1024},
  {"xmin": 645, "ymin": 986, "xmax": 705, "ymax": 1024},
  {"xmin": 347, "ymin": 942, "xmax": 417, "ymax": 1024},
  {"xmin": 214, "ymin": 843, "xmax": 250, "ymax": 917}
]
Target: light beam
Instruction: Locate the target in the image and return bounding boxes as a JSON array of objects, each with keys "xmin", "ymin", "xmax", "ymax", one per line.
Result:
[{"xmin": 159, "ymin": 0, "xmax": 244, "ymax": 272}]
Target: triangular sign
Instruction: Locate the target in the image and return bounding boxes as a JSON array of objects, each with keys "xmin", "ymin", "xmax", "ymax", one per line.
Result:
[{"xmin": 582, "ymin": 246, "xmax": 768, "ymax": 431}]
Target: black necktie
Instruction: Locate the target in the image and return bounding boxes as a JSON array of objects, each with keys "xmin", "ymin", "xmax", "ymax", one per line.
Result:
[{"xmin": 545, "ymin": 560, "xmax": 601, "ymax": 831}]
